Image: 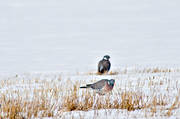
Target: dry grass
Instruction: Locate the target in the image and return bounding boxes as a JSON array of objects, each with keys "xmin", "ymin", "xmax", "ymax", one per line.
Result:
[
  {"xmin": 86, "ymin": 71, "xmax": 119, "ymax": 75},
  {"xmin": 0, "ymin": 67, "xmax": 180, "ymax": 118},
  {"xmin": 85, "ymin": 67, "xmax": 180, "ymax": 76},
  {"xmin": 0, "ymin": 83, "xmax": 172, "ymax": 118},
  {"xmin": 61, "ymin": 86, "xmax": 171, "ymax": 114},
  {"xmin": 166, "ymin": 92, "xmax": 180, "ymax": 116},
  {"xmin": 0, "ymin": 90, "xmax": 55, "ymax": 119}
]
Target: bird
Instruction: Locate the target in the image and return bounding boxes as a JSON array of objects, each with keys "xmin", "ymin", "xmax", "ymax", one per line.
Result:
[
  {"xmin": 80, "ymin": 79, "xmax": 115, "ymax": 95},
  {"xmin": 98, "ymin": 55, "xmax": 111, "ymax": 74}
]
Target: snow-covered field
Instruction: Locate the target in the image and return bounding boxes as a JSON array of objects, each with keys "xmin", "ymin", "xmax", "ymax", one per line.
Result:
[
  {"xmin": 0, "ymin": 0, "xmax": 180, "ymax": 118},
  {"xmin": 0, "ymin": 68, "xmax": 180, "ymax": 118}
]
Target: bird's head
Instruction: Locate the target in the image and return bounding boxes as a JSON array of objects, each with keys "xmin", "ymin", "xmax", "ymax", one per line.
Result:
[
  {"xmin": 108, "ymin": 79, "xmax": 115, "ymax": 87},
  {"xmin": 103, "ymin": 55, "xmax": 110, "ymax": 60}
]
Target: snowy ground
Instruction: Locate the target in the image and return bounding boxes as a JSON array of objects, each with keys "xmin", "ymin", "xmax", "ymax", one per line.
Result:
[
  {"xmin": 0, "ymin": 67, "xmax": 180, "ymax": 118},
  {"xmin": 0, "ymin": 0, "xmax": 180, "ymax": 119}
]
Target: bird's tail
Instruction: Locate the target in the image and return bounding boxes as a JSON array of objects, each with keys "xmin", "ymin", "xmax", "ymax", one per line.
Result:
[{"xmin": 80, "ymin": 84, "xmax": 92, "ymax": 88}]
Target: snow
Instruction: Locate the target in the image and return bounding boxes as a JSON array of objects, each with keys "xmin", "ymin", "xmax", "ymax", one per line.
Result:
[
  {"xmin": 0, "ymin": 0, "xmax": 180, "ymax": 118},
  {"xmin": 0, "ymin": 69, "xmax": 180, "ymax": 118}
]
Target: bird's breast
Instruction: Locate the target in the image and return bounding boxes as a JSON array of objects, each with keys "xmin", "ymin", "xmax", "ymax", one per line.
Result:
[{"xmin": 103, "ymin": 83, "xmax": 113, "ymax": 92}]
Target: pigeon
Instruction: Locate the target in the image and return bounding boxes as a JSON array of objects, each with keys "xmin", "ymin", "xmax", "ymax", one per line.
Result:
[
  {"xmin": 80, "ymin": 79, "xmax": 115, "ymax": 95},
  {"xmin": 98, "ymin": 55, "xmax": 111, "ymax": 74}
]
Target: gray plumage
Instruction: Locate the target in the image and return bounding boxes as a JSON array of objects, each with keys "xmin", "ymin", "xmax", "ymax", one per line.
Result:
[
  {"xmin": 80, "ymin": 79, "xmax": 108, "ymax": 89},
  {"xmin": 98, "ymin": 55, "xmax": 111, "ymax": 74},
  {"xmin": 80, "ymin": 79, "xmax": 115, "ymax": 95}
]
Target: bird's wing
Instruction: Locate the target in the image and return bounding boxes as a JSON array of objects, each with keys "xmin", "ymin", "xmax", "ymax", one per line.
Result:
[
  {"xmin": 107, "ymin": 61, "xmax": 111, "ymax": 70},
  {"xmin": 103, "ymin": 60, "xmax": 111, "ymax": 70},
  {"xmin": 91, "ymin": 79, "xmax": 107, "ymax": 89},
  {"xmin": 98, "ymin": 60, "xmax": 104, "ymax": 72}
]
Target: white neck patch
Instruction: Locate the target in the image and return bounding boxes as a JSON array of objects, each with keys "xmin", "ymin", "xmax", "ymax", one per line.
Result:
[{"xmin": 103, "ymin": 57, "xmax": 108, "ymax": 60}]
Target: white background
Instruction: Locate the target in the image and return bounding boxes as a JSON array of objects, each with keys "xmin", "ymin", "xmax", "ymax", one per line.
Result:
[{"xmin": 0, "ymin": 0, "xmax": 180, "ymax": 73}]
